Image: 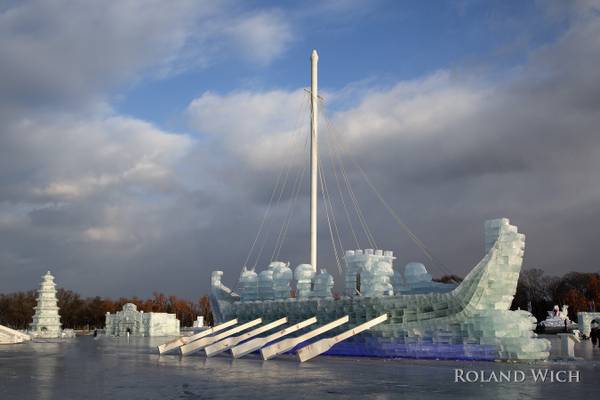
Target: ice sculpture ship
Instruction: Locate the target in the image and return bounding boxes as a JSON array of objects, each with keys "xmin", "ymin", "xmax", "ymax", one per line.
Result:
[{"xmin": 209, "ymin": 50, "xmax": 550, "ymax": 361}]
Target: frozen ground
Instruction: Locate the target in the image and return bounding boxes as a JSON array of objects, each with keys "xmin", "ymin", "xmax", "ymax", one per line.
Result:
[{"xmin": 0, "ymin": 335, "xmax": 599, "ymax": 399}]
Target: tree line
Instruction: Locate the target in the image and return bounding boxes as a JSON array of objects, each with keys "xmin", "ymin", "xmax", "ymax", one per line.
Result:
[
  {"xmin": 511, "ymin": 270, "xmax": 600, "ymax": 322},
  {"xmin": 0, "ymin": 290, "xmax": 213, "ymax": 330},
  {"xmin": 1, "ymin": 270, "xmax": 598, "ymax": 330}
]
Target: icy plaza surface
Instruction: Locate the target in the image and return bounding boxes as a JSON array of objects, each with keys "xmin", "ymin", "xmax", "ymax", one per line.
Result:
[
  {"xmin": 0, "ymin": 336, "xmax": 598, "ymax": 400},
  {"xmin": 212, "ymin": 218, "xmax": 550, "ymax": 361}
]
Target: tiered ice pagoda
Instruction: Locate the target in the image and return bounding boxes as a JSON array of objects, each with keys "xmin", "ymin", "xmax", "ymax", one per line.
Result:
[{"xmin": 30, "ymin": 271, "xmax": 63, "ymax": 338}]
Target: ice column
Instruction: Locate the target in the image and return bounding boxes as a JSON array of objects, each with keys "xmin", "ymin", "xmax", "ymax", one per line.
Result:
[
  {"xmin": 238, "ymin": 267, "xmax": 258, "ymax": 302},
  {"xmin": 312, "ymin": 269, "xmax": 334, "ymax": 298},
  {"xmin": 343, "ymin": 250, "xmax": 362, "ymax": 296},
  {"xmin": 294, "ymin": 264, "xmax": 315, "ymax": 299},
  {"xmin": 272, "ymin": 262, "xmax": 293, "ymax": 300},
  {"xmin": 258, "ymin": 265, "xmax": 275, "ymax": 301}
]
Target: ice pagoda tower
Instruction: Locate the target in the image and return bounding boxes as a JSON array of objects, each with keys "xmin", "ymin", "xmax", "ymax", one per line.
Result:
[{"xmin": 30, "ymin": 271, "xmax": 62, "ymax": 338}]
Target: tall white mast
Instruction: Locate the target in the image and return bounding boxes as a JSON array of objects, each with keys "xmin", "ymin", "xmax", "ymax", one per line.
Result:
[{"xmin": 310, "ymin": 49, "xmax": 319, "ymax": 272}]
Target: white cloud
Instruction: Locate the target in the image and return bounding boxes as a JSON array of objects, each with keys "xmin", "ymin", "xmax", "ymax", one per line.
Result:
[
  {"xmin": 186, "ymin": 89, "xmax": 309, "ymax": 169},
  {"xmin": 184, "ymin": 72, "xmax": 486, "ymax": 175},
  {"xmin": 82, "ymin": 226, "xmax": 126, "ymax": 243},
  {"xmin": 2, "ymin": 114, "xmax": 193, "ymax": 204},
  {"xmin": 332, "ymin": 72, "xmax": 487, "ymax": 145},
  {"xmin": 0, "ymin": 1, "xmax": 295, "ymax": 111},
  {"xmin": 224, "ymin": 10, "xmax": 293, "ymax": 65},
  {"xmin": 0, "ymin": 0, "xmax": 200, "ymax": 108}
]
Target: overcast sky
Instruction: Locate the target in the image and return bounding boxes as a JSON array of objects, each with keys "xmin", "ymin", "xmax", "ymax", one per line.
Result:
[{"xmin": 1, "ymin": 0, "xmax": 599, "ymax": 298}]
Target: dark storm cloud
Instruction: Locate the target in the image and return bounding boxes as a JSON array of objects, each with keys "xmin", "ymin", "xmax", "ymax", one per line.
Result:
[{"xmin": 1, "ymin": 1, "xmax": 600, "ymax": 298}]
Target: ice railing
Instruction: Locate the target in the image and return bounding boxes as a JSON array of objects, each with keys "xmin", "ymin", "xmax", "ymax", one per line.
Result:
[{"xmin": 234, "ymin": 251, "xmax": 456, "ymax": 301}]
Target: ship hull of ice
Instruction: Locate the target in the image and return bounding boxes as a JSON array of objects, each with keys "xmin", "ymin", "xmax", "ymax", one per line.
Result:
[{"xmin": 210, "ymin": 218, "xmax": 551, "ymax": 362}]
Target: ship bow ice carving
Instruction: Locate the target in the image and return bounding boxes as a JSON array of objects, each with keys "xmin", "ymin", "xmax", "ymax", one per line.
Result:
[{"xmin": 210, "ymin": 218, "xmax": 550, "ymax": 361}]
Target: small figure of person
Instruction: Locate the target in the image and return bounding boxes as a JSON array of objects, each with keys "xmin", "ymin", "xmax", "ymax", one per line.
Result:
[
  {"xmin": 591, "ymin": 320, "xmax": 600, "ymax": 348},
  {"xmin": 93, "ymin": 328, "xmax": 98, "ymax": 338}
]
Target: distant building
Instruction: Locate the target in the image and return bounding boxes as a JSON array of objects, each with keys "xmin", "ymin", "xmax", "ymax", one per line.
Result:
[{"xmin": 105, "ymin": 303, "xmax": 180, "ymax": 337}]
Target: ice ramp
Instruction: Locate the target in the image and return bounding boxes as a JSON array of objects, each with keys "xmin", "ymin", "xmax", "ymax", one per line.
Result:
[
  {"xmin": 157, "ymin": 319, "xmax": 237, "ymax": 354},
  {"xmin": 0, "ymin": 325, "xmax": 31, "ymax": 344},
  {"xmin": 297, "ymin": 314, "xmax": 388, "ymax": 362}
]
